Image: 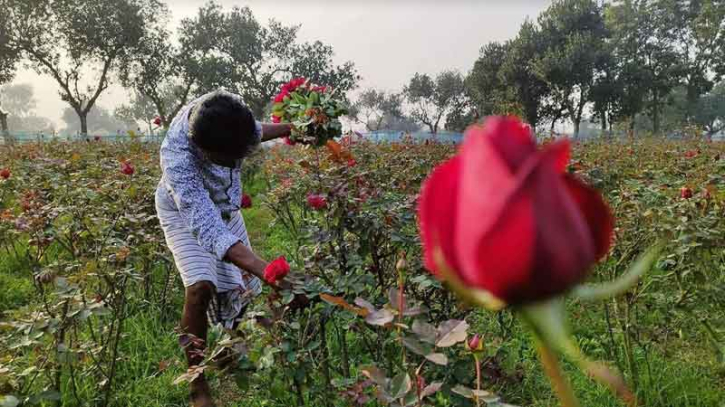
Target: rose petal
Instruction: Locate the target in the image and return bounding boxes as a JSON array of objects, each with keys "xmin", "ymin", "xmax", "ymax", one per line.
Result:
[
  {"xmin": 469, "ymin": 190, "xmax": 535, "ymax": 299},
  {"xmin": 484, "ymin": 116, "xmax": 537, "ymax": 171},
  {"xmin": 418, "ymin": 156, "xmax": 462, "ymax": 276},
  {"xmin": 563, "ymin": 175, "xmax": 614, "ymax": 260},
  {"xmin": 455, "ymin": 123, "xmax": 521, "ymax": 284},
  {"xmin": 508, "ymin": 146, "xmax": 596, "ymax": 303}
]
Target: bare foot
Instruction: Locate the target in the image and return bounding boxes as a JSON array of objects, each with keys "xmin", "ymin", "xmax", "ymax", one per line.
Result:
[{"xmin": 190, "ymin": 376, "xmax": 216, "ymax": 407}]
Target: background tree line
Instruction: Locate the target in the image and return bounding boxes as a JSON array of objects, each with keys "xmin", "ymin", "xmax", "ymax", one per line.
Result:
[
  {"xmin": 0, "ymin": 0, "xmax": 360, "ymax": 140},
  {"xmin": 465, "ymin": 0, "xmax": 725, "ymax": 138},
  {"xmin": 1, "ymin": 0, "xmax": 724, "ymax": 139},
  {"xmin": 356, "ymin": 0, "xmax": 725, "ymax": 138}
]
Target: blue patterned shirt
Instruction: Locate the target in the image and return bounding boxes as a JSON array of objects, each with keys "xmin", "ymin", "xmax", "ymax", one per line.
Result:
[{"xmin": 156, "ymin": 94, "xmax": 262, "ymax": 260}]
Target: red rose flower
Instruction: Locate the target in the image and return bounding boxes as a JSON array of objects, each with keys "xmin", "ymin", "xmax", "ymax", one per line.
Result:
[
  {"xmin": 153, "ymin": 116, "xmax": 163, "ymax": 126},
  {"xmin": 307, "ymin": 193, "xmax": 328, "ymax": 210},
  {"xmin": 241, "ymin": 193, "xmax": 253, "ymax": 209},
  {"xmin": 347, "ymin": 159, "xmax": 357, "ymax": 167},
  {"xmin": 272, "ymin": 115, "xmax": 281, "ymax": 124},
  {"xmin": 120, "ymin": 161, "xmax": 135, "ymax": 176},
  {"xmin": 0, "ymin": 168, "xmax": 10, "ymax": 179},
  {"xmin": 418, "ymin": 117, "xmax": 613, "ymax": 306},
  {"xmin": 684, "ymin": 150, "xmax": 698, "ymax": 159},
  {"xmin": 274, "ymin": 90, "xmax": 289, "ymax": 103},
  {"xmin": 283, "ymin": 137, "xmax": 295, "ymax": 146},
  {"xmin": 289, "ymin": 77, "xmax": 306, "ymax": 91},
  {"xmin": 264, "ymin": 256, "xmax": 290, "ymax": 285},
  {"xmin": 680, "ymin": 187, "xmax": 693, "ymax": 199},
  {"xmin": 312, "ymin": 85, "xmax": 327, "ymax": 93}
]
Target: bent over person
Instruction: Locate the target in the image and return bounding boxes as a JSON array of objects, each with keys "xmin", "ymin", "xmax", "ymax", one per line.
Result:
[{"xmin": 155, "ymin": 90, "xmax": 292, "ymax": 407}]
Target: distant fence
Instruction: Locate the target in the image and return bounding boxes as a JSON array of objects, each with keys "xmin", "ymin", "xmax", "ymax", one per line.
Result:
[
  {"xmin": 3, "ymin": 129, "xmax": 722, "ymax": 146},
  {"xmin": 1, "ymin": 132, "xmax": 164, "ymax": 144},
  {"xmin": 362, "ymin": 131, "xmax": 464, "ymax": 144}
]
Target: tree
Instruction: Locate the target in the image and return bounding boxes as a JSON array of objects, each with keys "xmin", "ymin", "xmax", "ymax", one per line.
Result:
[
  {"xmin": 350, "ymin": 89, "xmax": 406, "ymax": 131},
  {"xmin": 0, "ymin": 84, "xmax": 54, "ymax": 134},
  {"xmin": 174, "ymin": 2, "xmax": 360, "ymax": 119},
  {"xmin": 606, "ymin": 0, "xmax": 686, "ymax": 134},
  {"xmin": 671, "ymin": 0, "xmax": 725, "ymax": 120},
  {"xmin": 0, "ymin": 84, "xmax": 36, "ymax": 117},
  {"xmin": 404, "ymin": 71, "xmax": 467, "ymax": 134},
  {"xmin": 499, "ymin": 21, "xmax": 551, "ymax": 129},
  {"xmin": 2, "ymin": 0, "xmax": 165, "ymax": 137},
  {"xmin": 534, "ymin": 0, "xmax": 610, "ymax": 138},
  {"xmin": 467, "ymin": 42, "xmax": 517, "ymax": 118},
  {"xmin": 694, "ymin": 81, "xmax": 725, "ymax": 136},
  {"xmin": 115, "ymin": 91, "xmax": 161, "ymax": 135},
  {"xmin": 61, "ymin": 106, "xmax": 135, "ymax": 136},
  {"xmin": 0, "ymin": 6, "xmax": 21, "ymax": 142},
  {"xmin": 120, "ymin": 2, "xmax": 233, "ymax": 128}
]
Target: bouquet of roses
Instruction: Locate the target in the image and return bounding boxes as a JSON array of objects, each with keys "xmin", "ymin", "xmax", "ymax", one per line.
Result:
[{"xmin": 271, "ymin": 77, "xmax": 348, "ymax": 146}]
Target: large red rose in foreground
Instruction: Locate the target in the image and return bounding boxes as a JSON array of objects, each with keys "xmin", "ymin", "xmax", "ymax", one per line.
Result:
[{"xmin": 417, "ymin": 117, "xmax": 613, "ymax": 306}]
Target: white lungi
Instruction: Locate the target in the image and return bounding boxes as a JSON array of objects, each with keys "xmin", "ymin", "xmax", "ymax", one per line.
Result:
[{"xmin": 155, "ymin": 187, "xmax": 262, "ymax": 328}]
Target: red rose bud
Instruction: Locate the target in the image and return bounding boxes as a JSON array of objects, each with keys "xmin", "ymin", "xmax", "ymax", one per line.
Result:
[
  {"xmin": 684, "ymin": 150, "xmax": 697, "ymax": 158},
  {"xmin": 680, "ymin": 187, "xmax": 693, "ymax": 199},
  {"xmin": 467, "ymin": 334, "xmax": 483, "ymax": 351},
  {"xmin": 416, "ymin": 375, "xmax": 426, "ymax": 391},
  {"xmin": 153, "ymin": 116, "xmax": 163, "ymax": 126},
  {"xmin": 0, "ymin": 168, "xmax": 10, "ymax": 179},
  {"xmin": 264, "ymin": 256, "xmax": 290, "ymax": 285},
  {"xmin": 307, "ymin": 193, "xmax": 328, "ymax": 210},
  {"xmin": 120, "ymin": 161, "xmax": 135, "ymax": 176},
  {"xmin": 347, "ymin": 159, "xmax": 357, "ymax": 167},
  {"xmin": 418, "ymin": 117, "xmax": 614, "ymax": 306},
  {"xmin": 272, "ymin": 115, "xmax": 282, "ymax": 123},
  {"xmin": 241, "ymin": 193, "xmax": 253, "ymax": 209}
]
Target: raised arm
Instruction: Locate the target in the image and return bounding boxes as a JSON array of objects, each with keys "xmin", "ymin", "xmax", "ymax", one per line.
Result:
[{"xmin": 260, "ymin": 123, "xmax": 293, "ymax": 142}]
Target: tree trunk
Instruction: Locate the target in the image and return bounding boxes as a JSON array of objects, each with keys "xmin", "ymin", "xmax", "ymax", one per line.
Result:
[
  {"xmin": 573, "ymin": 118, "xmax": 581, "ymax": 140},
  {"xmin": 0, "ymin": 111, "xmax": 12, "ymax": 144},
  {"xmin": 600, "ymin": 110, "xmax": 607, "ymax": 133},
  {"xmin": 79, "ymin": 111, "xmax": 89, "ymax": 139},
  {"xmin": 652, "ymin": 91, "xmax": 660, "ymax": 135}
]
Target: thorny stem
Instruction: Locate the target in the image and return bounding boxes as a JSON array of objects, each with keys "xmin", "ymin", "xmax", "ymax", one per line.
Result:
[{"xmin": 535, "ymin": 339, "xmax": 581, "ymax": 407}]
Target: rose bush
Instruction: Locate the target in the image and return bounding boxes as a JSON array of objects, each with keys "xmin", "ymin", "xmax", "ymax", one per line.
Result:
[{"xmin": 0, "ymin": 127, "xmax": 723, "ymax": 407}]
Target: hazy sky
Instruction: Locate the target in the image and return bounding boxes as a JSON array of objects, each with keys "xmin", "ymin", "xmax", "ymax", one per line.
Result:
[{"xmin": 13, "ymin": 0, "xmax": 552, "ymax": 127}]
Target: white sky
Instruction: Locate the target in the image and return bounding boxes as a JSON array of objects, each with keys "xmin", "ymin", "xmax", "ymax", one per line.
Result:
[{"xmin": 13, "ymin": 0, "xmax": 552, "ymax": 127}]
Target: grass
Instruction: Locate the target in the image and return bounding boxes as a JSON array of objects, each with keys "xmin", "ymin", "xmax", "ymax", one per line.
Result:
[{"xmin": 0, "ymin": 248, "xmax": 34, "ymax": 314}]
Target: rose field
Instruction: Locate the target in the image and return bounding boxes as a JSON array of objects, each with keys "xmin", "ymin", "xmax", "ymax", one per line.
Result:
[{"xmin": 0, "ymin": 133, "xmax": 724, "ymax": 407}]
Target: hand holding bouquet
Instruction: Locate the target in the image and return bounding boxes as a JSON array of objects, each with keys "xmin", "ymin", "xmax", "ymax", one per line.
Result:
[{"xmin": 271, "ymin": 77, "xmax": 348, "ymax": 146}]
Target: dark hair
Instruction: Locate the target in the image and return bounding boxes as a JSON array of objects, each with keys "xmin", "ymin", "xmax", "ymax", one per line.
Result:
[{"xmin": 189, "ymin": 90, "xmax": 259, "ymax": 158}]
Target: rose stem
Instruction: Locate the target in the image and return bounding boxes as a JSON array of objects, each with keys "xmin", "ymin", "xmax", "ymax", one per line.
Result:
[
  {"xmin": 535, "ymin": 339, "xmax": 580, "ymax": 407},
  {"xmin": 474, "ymin": 354, "xmax": 482, "ymax": 407}
]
